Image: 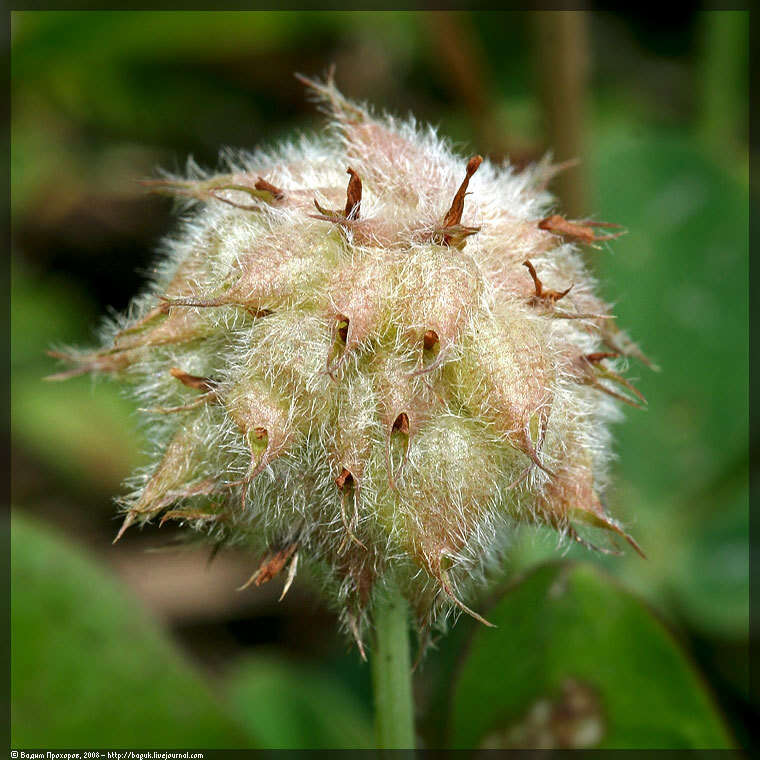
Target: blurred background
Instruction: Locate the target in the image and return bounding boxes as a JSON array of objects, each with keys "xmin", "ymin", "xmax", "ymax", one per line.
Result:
[{"xmin": 10, "ymin": 10, "xmax": 750, "ymax": 749}]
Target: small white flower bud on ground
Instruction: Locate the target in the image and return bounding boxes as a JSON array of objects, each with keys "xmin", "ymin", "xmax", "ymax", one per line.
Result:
[{"xmin": 49, "ymin": 72, "xmax": 650, "ymax": 651}]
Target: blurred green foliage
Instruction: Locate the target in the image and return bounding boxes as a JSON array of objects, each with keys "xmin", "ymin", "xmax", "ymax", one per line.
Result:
[
  {"xmin": 10, "ymin": 9, "xmax": 749, "ymax": 749},
  {"xmin": 12, "ymin": 514, "xmax": 255, "ymax": 748},
  {"xmin": 12, "ymin": 515, "xmax": 376, "ymax": 748},
  {"xmin": 11, "ymin": 259, "xmax": 144, "ymax": 497},
  {"xmin": 593, "ymin": 129, "xmax": 748, "ymax": 640},
  {"xmin": 225, "ymin": 655, "xmax": 374, "ymax": 748}
]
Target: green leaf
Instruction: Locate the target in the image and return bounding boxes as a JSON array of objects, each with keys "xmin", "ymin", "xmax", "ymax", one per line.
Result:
[
  {"xmin": 449, "ymin": 562, "xmax": 733, "ymax": 749},
  {"xmin": 11, "ymin": 512, "xmax": 254, "ymax": 748},
  {"xmin": 224, "ymin": 653, "xmax": 374, "ymax": 749}
]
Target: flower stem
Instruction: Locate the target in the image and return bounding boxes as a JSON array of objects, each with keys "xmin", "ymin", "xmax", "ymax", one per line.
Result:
[{"xmin": 371, "ymin": 579, "xmax": 415, "ymax": 749}]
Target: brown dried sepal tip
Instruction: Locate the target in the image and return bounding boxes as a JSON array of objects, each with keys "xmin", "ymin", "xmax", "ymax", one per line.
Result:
[
  {"xmin": 601, "ymin": 321, "xmax": 660, "ymax": 372},
  {"xmin": 254, "ymin": 177, "xmax": 285, "ymax": 201},
  {"xmin": 392, "ymin": 412, "xmax": 410, "ymax": 435},
  {"xmin": 335, "ymin": 467, "xmax": 354, "ymax": 490},
  {"xmin": 169, "ymin": 367, "xmax": 219, "ymax": 394},
  {"xmin": 239, "ymin": 542, "xmax": 298, "ymax": 590},
  {"xmin": 562, "ymin": 500, "xmax": 646, "ymax": 560},
  {"xmin": 577, "ymin": 351, "xmax": 647, "ymax": 409},
  {"xmin": 140, "ymin": 367, "xmax": 220, "ymax": 414},
  {"xmin": 443, "ymin": 155, "xmax": 482, "ymax": 228},
  {"xmin": 423, "ymin": 329, "xmax": 440, "ymax": 351},
  {"xmin": 113, "ymin": 474, "xmax": 221, "ymax": 545},
  {"xmin": 206, "ymin": 184, "xmax": 269, "ymax": 211},
  {"xmin": 538, "ymin": 214, "xmax": 625, "ymax": 245},
  {"xmin": 437, "ymin": 155, "xmax": 482, "ymax": 248},
  {"xmin": 523, "ymin": 260, "xmax": 573, "ymax": 304},
  {"xmin": 583, "ymin": 352, "xmax": 620, "ymax": 365},
  {"xmin": 335, "ymin": 467, "xmax": 365, "ymax": 550},
  {"xmin": 312, "ymin": 167, "xmax": 362, "ymax": 224},
  {"xmin": 344, "ymin": 167, "xmax": 362, "ymax": 220}
]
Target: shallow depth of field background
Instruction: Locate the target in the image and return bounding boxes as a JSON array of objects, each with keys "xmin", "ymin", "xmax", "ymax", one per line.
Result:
[{"xmin": 10, "ymin": 10, "xmax": 749, "ymax": 749}]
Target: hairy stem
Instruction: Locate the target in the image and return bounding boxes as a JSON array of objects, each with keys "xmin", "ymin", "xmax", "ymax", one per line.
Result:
[{"xmin": 371, "ymin": 579, "xmax": 415, "ymax": 749}]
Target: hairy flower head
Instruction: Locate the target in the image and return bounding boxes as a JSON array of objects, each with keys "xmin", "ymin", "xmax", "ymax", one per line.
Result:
[{"xmin": 49, "ymin": 73, "xmax": 650, "ymax": 650}]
